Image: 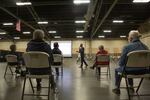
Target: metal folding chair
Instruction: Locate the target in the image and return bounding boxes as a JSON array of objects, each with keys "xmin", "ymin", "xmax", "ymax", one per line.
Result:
[
  {"xmin": 4, "ymin": 54, "xmax": 19, "ymax": 77},
  {"xmin": 22, "ymin": 52, "xmax": 54, "ymax": 100},
  {"xmin": 120, "ymin": 50, "xmax": 150, "ymax": 100},
  {"xmin": 96, "ymin": 54, "xmax": 111, "ymax": 78},
  {"xmin": 52, "ymin": 54, "xmax": 63, "ymax": 76}
]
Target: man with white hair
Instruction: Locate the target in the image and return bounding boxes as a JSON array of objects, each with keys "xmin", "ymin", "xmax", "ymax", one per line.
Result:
[
  {"xmin": 26, "ymin": 29, "xmax": 55, "ymax": 91},
  {"xmin": 112, "ymin": 30, "xmax": 149, "ymax": 95}
]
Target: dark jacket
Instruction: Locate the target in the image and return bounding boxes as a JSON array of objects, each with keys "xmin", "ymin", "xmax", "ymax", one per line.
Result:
[
  {"xmin": 26, "ymin": 39, "xmax": 53, "ymax": 63},
  {"xmin": 52, "ymin": 48, "xmax": 62, "ymax": 54},
  {"xmin": 117, "ymin": 38, "xmax": 149, "ymax": 74},
  {"xmin": 79, "ymin": 47, "xmax": 85, "ymax": 58}
]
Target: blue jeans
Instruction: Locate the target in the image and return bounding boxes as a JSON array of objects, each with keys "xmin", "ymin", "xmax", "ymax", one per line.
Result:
[{"xmin": 115, "ymin": 67, "xmax": 149, "ymax": 88}]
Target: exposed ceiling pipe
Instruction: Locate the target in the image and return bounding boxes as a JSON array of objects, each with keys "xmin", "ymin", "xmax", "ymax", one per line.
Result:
[
  {"xmin": 91, "ymin": 0, "xmax": 119, "ymax": 38},
  {"xmin": 26, "ymin": 6, "xmax": 52, "ymax": 40},
  {"xmin": 84, "ymin": 0, "xmax": 99, "ymax": 31},
  {"xmin": 91, "ymin": 0, "xmax": 103, "ymax": 34},
  {"xmin": 0, "ymin": 6, "xmax": 35, "ymax": 30}
]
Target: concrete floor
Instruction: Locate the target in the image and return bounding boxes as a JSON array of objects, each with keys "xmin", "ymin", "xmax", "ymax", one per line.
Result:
[{"xmin": 0, "ymin": 58, "xmax": 150, "ymax": 100}]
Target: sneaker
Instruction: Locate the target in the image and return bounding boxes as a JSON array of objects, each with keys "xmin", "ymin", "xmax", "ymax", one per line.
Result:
[
  {"xmin": 112, "ymin": 88, "xmax": 120, "ymax": 95},
  {"xmin": 37, "ymin": 84, "xmax": 41, "ymax": 91}
]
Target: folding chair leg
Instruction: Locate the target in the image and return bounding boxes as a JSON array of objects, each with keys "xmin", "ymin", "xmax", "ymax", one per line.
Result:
[
  {"xmin": 125, "ymin": 77, "xmax": 131, "ymax": 100},
  {"xmin": 4, "ymin": 65, "xmax": 8, "ymax": 77},
  {"xmin": 48, "ymin": 77, "xmax": 51, "ymax": 100},
  {"xmin": 108, "ymin": 66, "xmax": 111, "ymax": 78},
  {"xmin": 21, "ymin": 77, "xmax": 26, "ymax": 100},
  {"xmin": 61, "ymin": 67, "xmax": 63, "ymax": 76},
  {"xmin": 29, "ymin": 78, "xmax": 34, "ymax": 93},
  {"xmin": 136, "ymin": 78, "xmax": 144, "ymax": 93},
  {"xmin": 9, "ymin": 67, "xmax": 13, "ymax": 75}
]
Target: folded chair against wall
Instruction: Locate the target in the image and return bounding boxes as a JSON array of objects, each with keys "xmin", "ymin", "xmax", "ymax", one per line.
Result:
[
  {"xmin": 4, "ymin": 54, "xmax": 20, "ymax": 77},
  {"xmin": 120, "ymin": 50, "xmax": 150, "ymax": 100},
  {"xmin": 96, "ymin": 54, "xmax": 111, "ymax": 78},
  {"xmin": 51, "ymin": 54, "xmax": 63, "ymax": 76},
  {"xmin": 22, "ymin": 52, "xmax": 55, "ymax": 100}
]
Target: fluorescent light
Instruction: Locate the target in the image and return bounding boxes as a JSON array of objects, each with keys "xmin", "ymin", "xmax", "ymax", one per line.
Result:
[
  {"xmin": 98, "ymin": 35, "xmax": 105, "ymax": 38},
  {"xmin": 37, "ymin": 21, "xmax": 48, "ymax": 24},
  {"xmin": 76, "ymin": 36, "xmax": 83, "ymax": 38},
  {"xmin": 74, "ymin": 0, "xmax": 90, "ymax": 4},
  {"xmin": 113, "ymin": 20, "xmax": 124, "ymax": 23},
  {"xmin": 76, "ymin": 30, "xmax": 84, "ymax": 33},
  {"xmin": 0, "ymin": 32, "xmax": 6, "ymax": 34},
  {"xmin": 54, "ymin": 36, "xmax": 61, "ymax": 38},
  {"xmin": 75, "ymin": 20, "xmax": 86, "ymax": 23},
  {"xmin": 16, "ymin": 2, "xmax": 32, "ymax": 6},
  {"xmin": 0, "ymin": 38, "xmax": 1, "ymax": 39},
  {"xmin": 14, "ymin": 37, "xmax": 20, "ymax": 39},
  {"xmin": 49, "ymin": 31, "xmax": 56, "ymax": 33},
  {"xmin": 23, "ymin": 31, "xmax": 31, "ymax": 34},
  {"xmin": 133, "ymin": 0, "xmax": 150, "ymax": 3},
  {"xmin": 120, "ymin": 35, "xmax": 126, "ymax": 38},
  {"xmin": 3, "ymin": 23, "xmax": 14, "ymax": 26},
  {"xmin": 103, "ymin": 30, "xmax": 112, "ymax": 33}
]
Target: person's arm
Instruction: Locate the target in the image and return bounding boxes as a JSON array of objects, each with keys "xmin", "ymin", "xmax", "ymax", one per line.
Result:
[{"xmin": 119, "ymin": 46, "xmax": 128, "ymax": 67}]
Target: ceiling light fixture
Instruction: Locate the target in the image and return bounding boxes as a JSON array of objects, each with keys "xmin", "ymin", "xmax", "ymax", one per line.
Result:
[
  {"xmin": 120, "ymin": 35, "xmax": 126, "ymax": 38},
  {"xmin": 23, "ymin": 32, "xmax": 31, "ymax": 34},
  {"xmin": 16, "ymin": 2, "xmax": 32, "ymax": 6},
  {"xmin": 37, "ymin": 21, "xmax": 48, "ymax": 24},
  {"xmin": 113, "ymin": 20, "xmax": 124, "ymax": 23},
  {"xmin": 98, "ymin": 35, "xmax": 105, "ymax": 38},
  {"xmin": 103, "ymin": 30, "xmax": 112, "ymax": 33},
  {"xmin": 54, "ymin": 36, "xmax": 61, "ymax": 38},
  {"xmin": 76, "ymin": 36, "xmax": 83, "ymax": 38},
  {"xmin": 49, "ymin": 31, "xmax": 56, "ymax": 33},
  {"xmin": 76, "ymin": 30, "xmax": 84, "ymax": 33},
  {"xmin": 75, "ymin": 20, "xmax": 86, "ymax": 24},
  {"xmin": 14, "ymin": 37, "xmax": 20, "ymax": 39},
  {"xmin": 74, "ymin": 0, "xmax": 90, "ymax": 4},
  {"xmin": 3, "ymin": 23, "xmax": 14, "ymax": 26},
  {"xmin": 0, "ymin": 32, "xmax": 6, "ymax": 34},
  {"xmin": 133, "ymin": 0, "xmax": 150, "ymax": 3}
]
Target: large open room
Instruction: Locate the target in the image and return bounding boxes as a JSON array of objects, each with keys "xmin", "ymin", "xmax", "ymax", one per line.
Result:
[{"xmin": 0, "ymin": 0, "xmax": 150, "ymax": 100}]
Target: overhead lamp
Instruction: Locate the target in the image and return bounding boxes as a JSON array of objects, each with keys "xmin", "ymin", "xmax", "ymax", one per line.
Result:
[
  {"xmin": 0, "ymin": 32, "xmax": 6, "ymax": 34},
  {"xmin": 23, "ymin": 31, "xmax": 31, "ymax": 34},
  {"xmin": 133, "ymin": 0, "xmax": 150, "ymax": 3},
  {"xmin": 74, "ymin": 0, "xmax": 90, "ymax": 4},
  {"xmin": 16, "ymin": 2, "xmax": 32, "ymax": 6},
  {"xmin": 103, "ymin": 30, "xmax": 112, "ymax": 33},
  {"xmin": 14, "ymin": 37, "xmax": 20, "ymax": 39},
  {"xmin": 76, "ymin": 36, "xmax": 83, "ymax": 38},
  {"xmin": 49, "ymin": 31, "xmax": 56, "ymax": 33},
  {"xmin": 75, "ymin": 20, "xmax": 86, "ymax": 24},
  {"xmin": 113, "ymin": 20, "xmax": 124, "ymax": 23},
  {"xmin": 120, "ymin": 35, "xmax": 127, "ymax": 38},
  {"xmin": 76, "ymin": 30, "xmax": 84, "ymax": 33},
  {"xmin": 3, "ymin": 23, "xmax": 14, "ymax": 26},
  {"xmin": 98, "ymin": 35, "xmax": 105, "ymax": 38},
  {"xmin": 54, "ymin": 36, "xmax": 61, "ymax": 38},
  {"xmin": 37, "ymin": 21, "xmax": 48, "ymax": 24}
]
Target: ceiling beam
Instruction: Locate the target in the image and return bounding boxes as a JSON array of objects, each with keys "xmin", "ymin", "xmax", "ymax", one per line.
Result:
[
  {"xmin": 0, "ymin": 7, "xmax": 35, "ymax": 30},
  {"xmin": 91, "ymin": 0, "xmax": 119, "ymax": 38}
]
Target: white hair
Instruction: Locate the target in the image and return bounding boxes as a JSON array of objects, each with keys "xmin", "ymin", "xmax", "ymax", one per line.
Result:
[
  {"xmin": 33, "ymin": 29, "xmax": 45, "ymax": 40},
  {"xmin": 129, "ymin": 30, "xmax": 141, "ymax": 39}
]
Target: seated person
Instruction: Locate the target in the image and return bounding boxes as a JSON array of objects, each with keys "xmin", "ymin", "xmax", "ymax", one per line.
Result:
[
  {"xmin": 112, "ymin": 30, "xmax": 149, "ymax": 95},
  {"xmin": 90, "ymin": 45, "xmax": 108, "ymax": 75},
  {"xmin": 52, "ymin": 42, "xmax": 62, "ymax": 76},
  {"xmin": 8, "ymin": 44, "xmax": 21, "ymax": 74},
  {"xmin": 26, "ymin": 29, "xmax": 55, "ymax": 91}
]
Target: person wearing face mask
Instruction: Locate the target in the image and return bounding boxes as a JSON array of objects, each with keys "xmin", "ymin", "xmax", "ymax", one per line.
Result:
[{"xmin": 112, "ymin": 30, "xmax": 149, "ymax": 95}]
